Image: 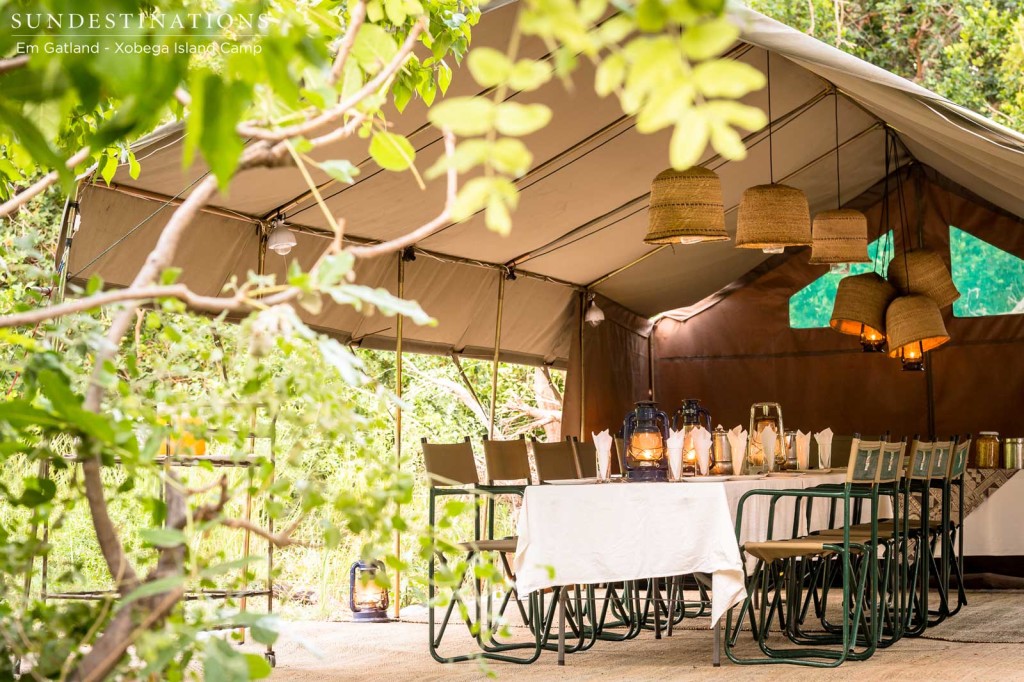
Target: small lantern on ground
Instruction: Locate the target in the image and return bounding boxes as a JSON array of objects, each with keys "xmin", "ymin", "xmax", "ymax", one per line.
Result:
[{"xmin": 349, "ymin": 560, "xmax": 390, "ymax": 622}]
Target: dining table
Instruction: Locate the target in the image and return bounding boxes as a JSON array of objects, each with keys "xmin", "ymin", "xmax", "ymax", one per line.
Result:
[{"xmin": 512, "ymin": 470, "xmax": 890, "ymax": 666}]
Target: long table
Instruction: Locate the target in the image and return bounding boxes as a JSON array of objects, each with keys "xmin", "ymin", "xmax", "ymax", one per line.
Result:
[{"xmin": 512, "ymin": 471, "xmax": 870, "ymax": 665}]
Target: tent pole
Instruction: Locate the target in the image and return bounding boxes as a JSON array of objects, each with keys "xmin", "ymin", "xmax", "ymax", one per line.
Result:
[
  {"xmin": 488, "ymin": 275, "xmax": 505, "ymax": 439},
  {"xmin": 579, "ymin": 290, "xmax": 586, "ymax": 440},
  {"xmin": 648, "ymin": 319, "xmax": 658, "ymax": 401},
  {"xmin": 394, "ymin": 253, "xmax": 405, "ymax": 619}
]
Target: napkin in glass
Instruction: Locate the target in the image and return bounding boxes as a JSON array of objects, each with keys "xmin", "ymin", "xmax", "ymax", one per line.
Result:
[
  {"xmin": 728, "ymin": 426, "xmax": 747, "ymax": 475},
  {"xmin": 693, "ymin": 426, "xmax": 713, "ymax": 475},
  {"xmin": 814, "ymin": 428, "xmax": 834, "ymax": 469},
  {"xmin": 592, "ymin": 430, "xmax": 613, "ymax": 480},
  {"xmin": 796, "ymin": 430, "xmax": 811, "ymax": 470},
  {"xmin": 666, "ymin": 428, "xmax": 685, "ymax": 480},
  {"xmin": 760, "ymin": 424, "xmax": 778, "ymax": 471}
]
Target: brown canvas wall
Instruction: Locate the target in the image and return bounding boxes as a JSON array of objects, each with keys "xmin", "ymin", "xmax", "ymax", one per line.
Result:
[{"xmin": 651, "ymin": 169, "xmax": 1024, "ymax": 440}]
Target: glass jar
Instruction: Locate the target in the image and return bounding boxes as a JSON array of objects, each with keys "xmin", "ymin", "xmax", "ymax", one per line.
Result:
[
  {"xmin": 976, "ymin": 432, "xmax": 1000, "ymax": 468},
  {"xmin": 1004, "ymin": 438, "xmax": 1024, "ymax": 469}
]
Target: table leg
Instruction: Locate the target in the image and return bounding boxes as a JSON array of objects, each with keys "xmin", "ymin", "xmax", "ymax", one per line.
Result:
[
  {"xmin": 558, "ymin": 587, "xmax": 567, "ymax": 666},
  {"xmin": 713, "ymin": 619, "xmax": 721, "ymax": 667}
]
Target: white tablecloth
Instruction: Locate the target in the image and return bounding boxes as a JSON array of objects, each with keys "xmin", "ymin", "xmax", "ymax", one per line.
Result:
[
  {"xmin": 513, "ymin": 481, "xmax": 746, "ymax": 626},
  {"xmin": 513, "ymin": 472, "xmax": 891, "ymax": 626}
]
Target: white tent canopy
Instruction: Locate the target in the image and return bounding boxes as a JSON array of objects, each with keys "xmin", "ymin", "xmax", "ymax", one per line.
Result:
[{"xmin": 66, "ymin": 5, "xmax": 1024, "ymax": 367}]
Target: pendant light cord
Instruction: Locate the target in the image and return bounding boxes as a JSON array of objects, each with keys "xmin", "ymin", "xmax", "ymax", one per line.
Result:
[
  {"xmin": 766, "ymin": 51, "xmax": 774, "ymax": 185},
  {"xmin": 875, "ymin": 128, "xmax": 892, "ymax": 276},
  {"xmin": 834, "ymin": 89, "xmax": 842, "ymax": 207}
]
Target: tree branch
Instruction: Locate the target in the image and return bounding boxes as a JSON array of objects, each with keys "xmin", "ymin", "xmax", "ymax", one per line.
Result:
[
  {"xmin": 236, "ymin": 18, "xmax": 426, "ymax": 142},
  {"xmin": 347, "ymin": 129, "xmax": 457, "ymax": 258},
  {"xmin": 0, "ymin": 54, "xmax": 29, "ymax": 74},
  {"xmin": 0, "ymin": 147, "xmax": 92, "ymax": 219},
  {"xmin": 221, "ymin": 516, "xmax": 307, "ymax": 547},
  {"xmin": 330, "ymin": 1, "xmax": 367, "ymax": 85}
]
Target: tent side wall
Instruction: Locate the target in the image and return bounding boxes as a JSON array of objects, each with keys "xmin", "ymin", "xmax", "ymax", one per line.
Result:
[{"xmin": 650, "ymin": 168, "xmax": 1024, "ymax": 439}]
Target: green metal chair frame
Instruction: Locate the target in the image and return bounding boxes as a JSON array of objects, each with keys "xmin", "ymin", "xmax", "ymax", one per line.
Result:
[{"xmin": 725, "ymin": 437, "xmax": 886, "ymax": 667}]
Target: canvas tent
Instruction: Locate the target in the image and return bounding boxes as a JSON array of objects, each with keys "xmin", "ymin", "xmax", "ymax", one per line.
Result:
[{"xmin": 63, "ymin": 5, "xmax": 1024, "ymax": 441}]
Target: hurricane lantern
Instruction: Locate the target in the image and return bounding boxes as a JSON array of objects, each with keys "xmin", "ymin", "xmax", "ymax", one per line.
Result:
[
  {"xmin": 622, "ymin": 401, "xmax": 670, "ymax": 481},
  {"xmin": 746, "ymin": 402, "xmax": 786, "ymax": 474},
  {"xmin": 672, "ymin": 399, "xmax": 712, "ymax": 476},
  {"xmin": 885, "ymin": 294, "xmax": 949, "ymax": 372},
  {"xmin": 830, "ymin": 272, "xmax": 895, "ymax": 352},
  {"xmin": 349, "ymin": 560, "xmax": 390, "ymax": 622}
]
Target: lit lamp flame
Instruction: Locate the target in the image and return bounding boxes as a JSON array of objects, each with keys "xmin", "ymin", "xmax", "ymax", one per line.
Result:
[
  {"xmin": 859, "ymin": 324, "xmax": 886, "ymax": 353},
  {"xmin": 628, "ymin": 431, "xmax": 664, "ymax": 462}
]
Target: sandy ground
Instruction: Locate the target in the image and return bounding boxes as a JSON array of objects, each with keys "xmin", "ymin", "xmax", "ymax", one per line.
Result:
[{"xmin": 249, "ymin": 616, "xmax": 1024, "ymax": 682}]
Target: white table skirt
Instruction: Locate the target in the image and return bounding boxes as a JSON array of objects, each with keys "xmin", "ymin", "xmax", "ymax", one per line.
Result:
[
  {"xmin": 513, "ymin": 481, "xmax": 746, "ymax": 627},
  {"xmin": 513, "ymin": 472, "xmax": 892, "ymax": 626}
]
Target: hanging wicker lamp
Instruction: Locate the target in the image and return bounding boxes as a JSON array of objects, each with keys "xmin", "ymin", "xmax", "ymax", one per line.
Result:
[
  {"xmin": 644, "ymin": 168, "xmax": 729, "ymax": 244},
  {"xmin": 885, "ymin": 294, "xmax": 950, "ymax": 361},
  {"xmin": 809, "ymin": 209, "xmax": 870, "ymax": 264},
  {"xmin": 735, "ymin": 184, "xmax": 811, "ymax": 253},
  {"xmin": 830, "ymin": 272, "xmax": 895, "ymax": 341},
  {"xmin": 887, "ymin": 249, "xmax": 960, "ymax": 308}
]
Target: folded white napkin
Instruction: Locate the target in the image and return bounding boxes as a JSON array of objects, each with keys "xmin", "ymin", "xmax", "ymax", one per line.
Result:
[
  {"xmin": 760, "ymin": 424, "xmax": 778, "ymax": 471},
  {"xmin": 727, "ymin": 425, "xmax": 747, "ymax": 475},
  {"xmin": 693, "ymin": 426, "xmax": 713, "ymax": 475},
  {"xmin": 796, "ymin": 430, "xmax": 811, "ymax": 470},
  {"xmin": 592, "ymin": 430, "xmax": 613, "ymax": 479},
  {"xmin": 666, "ymin": 428, "xmax": 685, "ymax": 480},
  {"xmin": 666, "ymin": 428, "xmax": 685, "ymax": 450},
  {"xmin": 814, "ymin": 428, "xmax": 834, "ymax": 469}
]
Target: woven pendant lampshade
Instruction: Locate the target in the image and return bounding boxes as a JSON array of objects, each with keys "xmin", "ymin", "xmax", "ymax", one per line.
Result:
[
  {"xmin": 885, "ymin": 294, "xmax": 950, "ymax": 360},
  {"xmin": 887, "ymin": 249, "xmax": 960, "ymax": 308},
  {"xmin": 809, "ymin": 209, "xmax": 870, "ymax": 264},
  {"xmin": 830, "ymin": 272, "xmax": 895, "ymax": 338},
  {"xmin": 644, "ymin": 168, "xmax": 729, "ymax": 244},
  {"xmin": 735, "ymin": 184, "xmax": 811, "ymax": 253}
]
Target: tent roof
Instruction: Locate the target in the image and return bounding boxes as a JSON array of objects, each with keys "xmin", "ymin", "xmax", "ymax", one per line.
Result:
[{"xmin": 67, "ymin": 4, "xmax": 1024, "ymax": 366}]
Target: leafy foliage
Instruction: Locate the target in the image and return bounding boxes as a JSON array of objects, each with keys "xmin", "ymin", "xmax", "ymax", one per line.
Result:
[{"xmin": 950, "ymin": 225, "xmax": 1024, "ymax": 317}]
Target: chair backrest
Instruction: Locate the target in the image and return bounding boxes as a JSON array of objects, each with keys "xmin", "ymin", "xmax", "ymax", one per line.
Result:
[
  {"xmin": 421, "ymin": 437, "xmax": 479, "ymax": 487},
  {"xmin": 532, "ymin": 438, "xmax": 580, "ymax": 482},
  {"xmin": 570, "ymin": 437, "xmax": 597, "ymax": 478},
  {"xmin": 906, "ymin": 440, "xmax": 934, "ymax": 481},
  {"xmin": 877, "ymin": 440, "xmax": 906, "ymax": 484},
  {"xmin": 949, "ymin": 436, "xmax": 971, "ymax": 480},
  {"xmin": 846, "ymin": 437, "xmax": 883, "ymax": 484},
  {"xmin": 482, "ymin": 435, "xmax": 532, "ymax": 484},
  {"xmin": 930, "ymin": 439, "xmax": 955, "ymax": 480}
]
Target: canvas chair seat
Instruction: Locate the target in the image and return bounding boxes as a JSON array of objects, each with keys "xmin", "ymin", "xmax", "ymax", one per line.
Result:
[
  {"xmin": 459, "ymin": 538, "xmax": 518, "ymax": 553},
  {"xmin": 744, "ymin": 538, "xmax": 834, "ymax": 562}
]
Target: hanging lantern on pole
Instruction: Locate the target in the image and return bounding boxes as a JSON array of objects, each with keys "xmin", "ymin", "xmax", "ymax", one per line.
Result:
[
  {"xmin": 885, "ymin": 294, "xmax": 950, "ymax": 371},
  {"xmin": 644, "ymin": 168, "xmax": 729, "ymax": 244}
]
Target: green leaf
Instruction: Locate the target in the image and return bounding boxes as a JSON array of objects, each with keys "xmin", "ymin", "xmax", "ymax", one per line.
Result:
[
  {"xmin": 679, "ymin": 17, "xmax": 740, "ymax": 61},
  {"xmin": 139, "ymin": 527, "xmax": 187, "ymax": 548},
  {"xmin": 692, "ymin": 60, "xmax": 766, "ymax": 98},
  {"xmin": 427, "ymin": 97, "xmax": 494, "ymax": 136},
  {"xmin": 485, "ymin": 194, "xmax": 512, "ymax": 235},
  {"xmin": 494, "ymin": 103, "xmax": 551, "ymax": 136},
  {"xmin": 670, "ymin": 109, "xmax": 709, "ymax": 170},
  {"xmin": 708, "ymin": 120, "xmax": 748, "ymax": 160},
  {"xmin": 636, "ymin": 0, "xmax": 667, "ymax": 32},
  {"xmin": 317, "ymin": 252, "xmax": 356, "ymax": 287},
  {"xmin": 189, "ymin": 73, "xmax": 251, "ymax": 189},
  {"xmin": 319, "ymin": 160, "xmax": 361, "ymax": 185},
  {"xmin": 490, "ymin": 138, "xmax": 532, "ymax": 176},
  {"xmin": 636, "ymin": 87, "xmax": 692, "ymax": 133},
  {"xmin": 352, "ymin": 24, "xmax": 399, "ymax": 74},
  {"xmin": 437, "ymin": 61, "xmax": 453, "ymax": 94},
  {"xmin": 385, "ymin": 0, "xmax": 407, "ymax": 26},
  {"xmin": 245, "ymin": 654, "xmax": 273, "ymax": 679},
  {"xmin": 467, "ymin": 47, "xmax": 513, "ymax": 87},
  {"xmin": 703, "ymin": 100, "xmax": 768, "ymax": 131},
  {"xmin": 101, "ymin": 152, "xmax": 118, "ymax": 185},
  {"xmin": 127, "ymin": 151, "xmax": 141, "ymax": 180},
  {"xmin": 508, "ymin": 59, "xmax": 552, "ymax": 92},
  {"xmin": 17, "ymin": 478, "xmax": 56, "ymax": 507},
  {"xmin": 121, "ymin": 575, "xmax": 186, "ymax": 607},
  {"xmin": 369, "ymin": 132, "xmax": 416, "ymax": 171},
  {"xmin": 595, "ymin": 54, "xmax": 626, "ymax": 97}
]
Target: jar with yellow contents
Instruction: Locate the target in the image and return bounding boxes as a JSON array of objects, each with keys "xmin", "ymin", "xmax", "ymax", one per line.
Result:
[{"xmin": 975, "ymin": 432, "xmax": 1000, "ymax": 469}]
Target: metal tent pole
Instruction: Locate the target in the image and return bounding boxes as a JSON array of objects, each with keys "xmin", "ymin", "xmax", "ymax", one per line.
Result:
[
  {"xmin": 393, "ymin": 253, "xmax": 405, "ymax": 619},
  {"xmin": 489, "ymin": 274, "xmax": 505, "ymax": 439},
  {"xmin": 579, "ymin": 290, "xmax": 586, "ymax": 439}
]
